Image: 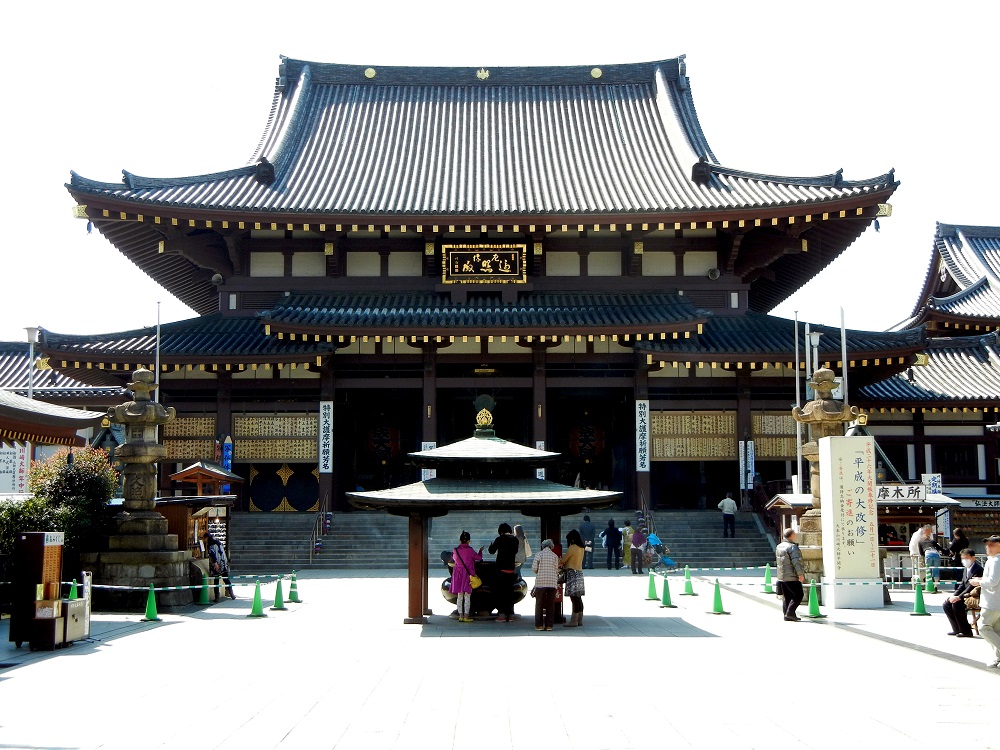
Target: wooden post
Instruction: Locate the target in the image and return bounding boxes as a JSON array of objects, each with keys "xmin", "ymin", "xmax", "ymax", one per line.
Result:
[
  {"xmin": 404, "ymin": 512, "xmax": 429, "ymax": 624},
  {"xmin": 533, "ymin": 347, "xmax": 547, "ymax": 450}
]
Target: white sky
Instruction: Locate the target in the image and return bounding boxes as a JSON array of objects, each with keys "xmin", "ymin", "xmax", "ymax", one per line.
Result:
[{"xmin": 2, "ymin": 0, "xmax": 997, "ymax": 342}]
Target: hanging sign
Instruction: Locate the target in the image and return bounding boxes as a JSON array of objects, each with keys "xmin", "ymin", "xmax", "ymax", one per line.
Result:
[
  {"xmin": 0, "ymin": 444, "xmax": 28, "ymax": 494},
  {"xmin": 536, "ymin": 442, "xmax": 545, "ymax": 480},
  {"xmin": 319, "ymin": 402, "xmax": 334, "ymax": 474},
  {"xmin": 442, "ymin": 244, "xmax": 526, "ymax": 284},
  {"xmin": 635, "ymin": 400, "xmax": 649, "ymax": 472},
  {"xmin": 421, "ymin": 442, "xmax": 437, "ymax": 481},
  {"xmin": 221, "ymin": 436, "xmax": 233, "ymax": 493}
]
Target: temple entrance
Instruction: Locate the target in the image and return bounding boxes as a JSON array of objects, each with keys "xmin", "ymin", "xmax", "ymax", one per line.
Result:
[
  {"xmin": 548, "ymin": 390, "xmax": 630, "ymax": 494},
  {"xmin": 651, "ymin": 460, "xmax": 738, "ymax": 509}
]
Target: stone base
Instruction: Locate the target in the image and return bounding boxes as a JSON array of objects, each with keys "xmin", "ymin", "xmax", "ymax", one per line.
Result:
[
  {"xmin": 108, "ymin": 534, "xmax": 179, "ymax": 551},
  {"xmin": 115, "ymin": 512, "xmax": 169, "ymax": 535},
  {"xmin": 823, "ymin": 577, "xmax": 884, "ymax": 609},
  {"xmin": 797, "ymin": 509, "xmax": 825, "ymax": 602},
  {"xmin": 80, "ymin": 549, "xmax": 194, "ymax": 609}
]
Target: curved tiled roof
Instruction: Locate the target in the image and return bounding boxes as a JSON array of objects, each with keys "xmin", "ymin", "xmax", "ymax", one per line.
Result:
[
  {"xmin": 40, "ymin": 314, "xmax": 334, "ymax": 361},
  {"xmin": 261, "ymin": 291, "xmax": 708, "ymax": 336},
  {"xmin": 859, "ymin": 333, "xmax": 1000, "ymax": 402},
  {"xmin": 68, "ymin": 57, "xmax": 896, "ymax": 218},
  {"xmin": 637, "ymin": 311, "xmax": 924, "ymax": 359},
  {"xmin": 0, "ymin": 342, "xmax": 121, "ymax": 398}
]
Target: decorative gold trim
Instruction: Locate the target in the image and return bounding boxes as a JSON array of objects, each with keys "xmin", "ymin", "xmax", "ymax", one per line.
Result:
[
  {"xmin": 476, "ymin": 68, "xmax": 490, "ymax": 80},
  {"xmin": 72, "ymin": 205, "xmax": 88, "ymax": 219},
  {"xmin": 364, "ymin": 67, "xmax": 376, "ymax": 79},
  {"xmin": 591, "ymin": 67, "xmax": 602, "ymax": 79}
]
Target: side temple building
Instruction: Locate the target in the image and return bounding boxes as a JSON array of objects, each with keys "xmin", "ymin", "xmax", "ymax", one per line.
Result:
[{"xmin": 52, "ymin": 56, "xmax": 922, "ymax": 517}]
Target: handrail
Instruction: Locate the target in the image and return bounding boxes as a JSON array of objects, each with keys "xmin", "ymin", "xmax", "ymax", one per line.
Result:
[{"xmin": 309, "ymin": 492, "xmax": 331, "ymax": 564}]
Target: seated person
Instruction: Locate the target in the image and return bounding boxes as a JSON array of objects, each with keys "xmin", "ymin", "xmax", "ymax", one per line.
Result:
[{"xmin": 943, "ymin": 549, "xmax": 984, "ymax": 638}]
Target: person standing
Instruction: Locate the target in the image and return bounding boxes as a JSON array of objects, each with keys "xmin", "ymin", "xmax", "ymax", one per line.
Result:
[
  {"xmin": 970, "ymin": 535, "xmax": 1000, "ymax": 668},
  {"xmin": 621, "ymin": 520, "xmax": 634, "ymax": 570},
  {"xmin": 942, "ymin": 548, "xmax": 983, "ymax": 638},
  {"xmin": 600, "ymin": 519, "xmax": 622, "ymax": 570},
  {"xmin": 718, "ymin": 492, "xmax": 738, "ymax": 538},
  {"xmin": 532, "ymin": 539, "xmax": 560, "ymax": 631},
  {"xmin": 579, "ymin": 515, "xmax": 596, "ymax": 570},
  {"xmin": 630, "ymin": 526, "xmax": 647, "ymax": 575},
  {"xmin": 909, "ymin": 524, "xmax": 933, "ymax": 584},
  {"xmin": 948, "ymin": 528, "xmax": 970, "ymax": 581},
  {"xmin": 204, "ymin": 532, "xmax": 235, "ymax": 600},
  {"xmin": 561, "ymin": 529, "xmax": 586, "ymax": 627},
  {"xmin": 451, "ymin": 531, "xmax": 484, "ymax": 623},
  {"xmin": 775, "ymin": 528, "xmax": 805, "ymax": 621},
  {"xmin": 489, "ymin": 523, "xmax": 520, "ymax": 622},
  {"xmin": 513, "ymin": 523, "xmax": 532, "ymax": 572}
]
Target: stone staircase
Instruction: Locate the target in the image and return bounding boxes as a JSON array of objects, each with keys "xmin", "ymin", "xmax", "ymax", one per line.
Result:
[
  {"xmin": 647, "ymin": 510, "xmax": 775, "ymax": 570},
  {"xmin": 226, "ymin": 509, "xmax": 775, "ymax": 573}
]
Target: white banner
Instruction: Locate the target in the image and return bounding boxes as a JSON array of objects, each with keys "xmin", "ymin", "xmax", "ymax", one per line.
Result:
[
  {"xmin": 921, "ymin": 473, "xmax": 943, "ymax": 494},
  {"xmin": 746, "ymin": 440, "xmax": 755, "ymax": 490},
  {"xmin": 820, "ymin": 436, "xmax": 879, "ymax": 580},
  {"xmin": 318, "ymin": 402, "xmax": 334, "ymax": 474},
  {"xmin": 535, "ymin": 441, "xmax": 545, "ymax": 480},
  {"xmin": 421, "ymin": 442, "xmax": 437, "ymax": 481},
  {"xmin": 0, "ymin": 443, "xmax": 28, "ymax": 494},
  {"xmin": 635, "ymin": 400, "xmax": 649, "ymax": 472}
]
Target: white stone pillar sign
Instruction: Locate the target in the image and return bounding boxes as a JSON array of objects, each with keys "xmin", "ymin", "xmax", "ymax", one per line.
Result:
[
  {"xmin": 819, "ymin": 435, "xmax": 883, "ymax": 608},
  {"xmin": 635, "ymin": 400, "xmax": 649, "ymax": 472}
]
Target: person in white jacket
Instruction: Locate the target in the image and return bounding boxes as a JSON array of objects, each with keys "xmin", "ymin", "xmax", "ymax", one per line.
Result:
[{"xmin": 970, "ymin": 535, "xmax": 1000, "ymax": 668}]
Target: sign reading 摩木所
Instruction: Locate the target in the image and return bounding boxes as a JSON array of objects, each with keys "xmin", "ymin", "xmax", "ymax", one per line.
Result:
[
  {"xmin": 442, "ymin": 244, "xmax": 526, "ymax": 284},
  {"xmin": 319, "ymin": 401, "xmax": 333, "ymax": 474},
  {"xmin": 875, "ymin": 484, "xmax": 926, "ymax": 501},
  {"xmin": 635, "ymin": 400, "xmax": 649, "ymax": 472},
  {"xmin": 820, "ymin": 436, "xmax": 881, "ymax": 607}
]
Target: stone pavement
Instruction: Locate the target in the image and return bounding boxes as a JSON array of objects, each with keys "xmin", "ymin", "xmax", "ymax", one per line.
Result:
[{"xmin": 0, "ymin": 568, "xmax": 997, "ymax": 750}]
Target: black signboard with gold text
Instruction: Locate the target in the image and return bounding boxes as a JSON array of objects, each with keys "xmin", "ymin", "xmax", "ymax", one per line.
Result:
[{"xmin": 442, "ymin": 244, "xmax": 526, "ymax": 284}]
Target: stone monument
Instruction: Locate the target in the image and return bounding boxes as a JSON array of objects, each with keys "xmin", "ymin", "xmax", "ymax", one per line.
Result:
[
  {"xmin": 80, "ymin": 369, "xmax": 193, "ymax": 607},
  {"xmin": 791, "ymin": 367, "xmax": 859, "ymax": 589}
]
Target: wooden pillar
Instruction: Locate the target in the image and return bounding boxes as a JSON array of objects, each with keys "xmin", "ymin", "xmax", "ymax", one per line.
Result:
[
  {"xmin": 634, "ymin": 360, "xmax": 650, "ymax": 512},
  {"xmin": 422, "ymin": 515, "xmax": 431, "ymax": 615},
  {"xmin": 533, "ymin": 346, "xmax": 547, "ymax": 451},
  {"xmin": 423, "ymin": 348, "xmax": 437, "ymax": 445},
  {"xmin": 405, "ymin": 512, "xmax": 429, "ymax": 624},
  {"xmin": 319, "ymin": 360, "xmax": 335, "ymax": 510}
]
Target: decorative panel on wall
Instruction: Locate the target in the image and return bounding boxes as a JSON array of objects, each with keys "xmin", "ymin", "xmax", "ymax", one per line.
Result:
[
  {"xmin": 233, "ymin": 415, "xmax": 318, "ymax": 463},
  {"xmin": 752, "ymin": 412, "xmax": 798, "ymax": 459},
  {"xmin": 163, "ymin": 416, "xmax": 217, "ymax": 461},
  {"xmin": 649, "ymin": 412, "xmax": 736, "ymax": 461}
]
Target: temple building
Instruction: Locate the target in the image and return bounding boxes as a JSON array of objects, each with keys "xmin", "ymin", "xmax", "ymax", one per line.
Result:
[
  {"xmin": 856, "ymin": 223, "xmax": 1000, "ymax": 544},
  {"xmin": 49, "ymin": 55, "xmax": 923, "ymax": 516}
]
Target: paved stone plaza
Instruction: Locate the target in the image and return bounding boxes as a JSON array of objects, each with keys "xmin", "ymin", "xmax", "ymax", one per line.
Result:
[{"xmin": 0, "ymin": 569, "xmax": 997, "ymax": 749}]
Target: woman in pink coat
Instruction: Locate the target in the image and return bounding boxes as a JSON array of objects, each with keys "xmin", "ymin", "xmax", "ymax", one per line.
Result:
[{"xmin": 452, "ymin": 531, "xmax": 483, "ymax": 622}]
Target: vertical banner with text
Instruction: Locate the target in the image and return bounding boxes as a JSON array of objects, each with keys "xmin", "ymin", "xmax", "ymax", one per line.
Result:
[
  {"xmin": 319, "ymin": 402, "xmax": 334, "ymax": 474},
  {"xmin": 0, "ymin": 444, "xmax": 28, "ymax": 494},
  {"xmin": 635, "ymin": 400, "xmax": 649, "ymax": 472},
  {"xmin": 536, "ymin": 441, "xmax": 545, "ymax": 480},
  {"xmin": 421, "ymin": 443, "xmax": 437, "ymax": 481}
]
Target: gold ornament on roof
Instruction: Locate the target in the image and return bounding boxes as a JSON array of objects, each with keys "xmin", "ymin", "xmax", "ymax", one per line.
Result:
[
  {"xmin": 476, "ymin": 408, "xmax": 493, "ymax": 427},
  {"xmin": 476, "ymin": 68, "xmax": 490, "ymax": 80}
]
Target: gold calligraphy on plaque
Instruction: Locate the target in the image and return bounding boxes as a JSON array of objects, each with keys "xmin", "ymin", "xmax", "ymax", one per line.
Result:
[{"xmin": 441, "ymin": 244, "xmax": 527, "ymax": 284}]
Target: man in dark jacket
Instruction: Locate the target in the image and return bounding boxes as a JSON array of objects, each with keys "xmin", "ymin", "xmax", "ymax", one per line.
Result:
[
  {"xmin": 775, "ymin": 528, "xmax": 805, "ymax": 621},
  {"xmin": 579, "ymin": 515, "xmax": 596, "ymax": 569},
  {"xmin": 943, "ymin": 548, "xmax": 983, "ymax": 637},
  {"xmin": 599, "ymin": 519, "xmax": 623, "ymax": 570}
]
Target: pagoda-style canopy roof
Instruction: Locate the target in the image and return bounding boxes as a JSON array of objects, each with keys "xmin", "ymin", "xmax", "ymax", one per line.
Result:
[
  {"xmin": 0, "ymin": 390, "xmax": 105, "ymax": 447},
  {"xmin": 349, "ymin": 479, "xmax": 617, "ymax": 516},
  {"xmin": 410, "ymin": 436, "xmax": 558, "ymax": 465},
  {"xmin": 262, "ymin": 291, "xmax": 708, "ymax": 340},
  {"xmin": 901, "ymin": 222, "xmax": 1000, "ymax": 333},
  {"xmin": 0, "ymin": 342, "xmax": 122, "ymax": 400},
  {"xmin": 169, "ymin": 461, "xmax": 244, "ymax": 495},
  {"xmin": 858, "ymin": 332, "xmax": 1000, "ymax": 409},
  {"xmin": 66, "ymin": 55, "xmax": 898, "ymax": 317}
]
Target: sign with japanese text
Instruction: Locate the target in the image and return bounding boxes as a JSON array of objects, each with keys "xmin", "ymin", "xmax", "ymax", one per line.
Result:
[
  {"xmin": 536, "ymin": 441, "xmax": 545, "ymax": 480},
  {"xmin": 921, "ymin": 473, "xmax": 943, "ymax": 495},
  {"xmin": 421, "ymin": 442, "xmax": 437, "ymax": 481},
  {"xmin": 635, "ymin": 400, "xmax": 649, "ymax": 472},
  {"xmin": 820, "ymin": 436, "xmax": 879, "ymax": 580},
  {"xmin": 0, "ymin": 444, "xmax": 28, "ymax": 494},
  {"xmin": 875, "ymin": 484, "xmax": 926, "ymax": 501},
  {"xmin": 318, "ymin": 402, "xmax": 334, "ymax": 474},
  {"xmin": 442, "ymin": 244, "xmax": 526, "ymax": 284},
  {"xmin": 957, "ymin": 497, "xmax": 1000, "ymax": 509}
]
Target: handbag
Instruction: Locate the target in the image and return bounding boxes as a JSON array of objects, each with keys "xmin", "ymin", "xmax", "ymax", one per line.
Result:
[
  {"xmin": 557, "ymin": 569, "xmax": 567, "ymax": 584},
  {"xmin": 455, "ymin": 548, "xmax": 482, "ymax": 589}
]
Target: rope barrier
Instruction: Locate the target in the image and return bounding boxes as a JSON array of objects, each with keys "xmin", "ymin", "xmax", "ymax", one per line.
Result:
[{"xmin": 56, "ymin": 574, "xmax": 289, "ymax": 593}]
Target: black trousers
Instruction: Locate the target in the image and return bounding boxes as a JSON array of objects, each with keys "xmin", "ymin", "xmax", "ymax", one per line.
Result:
[
  {"xmin": 534, "ymin": 587, "xmax": 557, "ymax": 629},
  {"xmin": 780, "ymin": 580, "xmax": 803, "ymax": 618},
  {"xmin": 723, "ymin": 514, "xmax": 736, "ymax": 538},
  {"xmin": 943, "ymin": 596, "xmax": 973, "ymax": 635},
  {"xmin": 607, "ymin": 545, "xmax": 621, "ymax": 569},
  {"xmin": 495, "ymin": 570, "xmax": 517, "ymax": 618},
  {"xmin": 631, "ymin": 548, "xmax": 644, "ymax": 574}
]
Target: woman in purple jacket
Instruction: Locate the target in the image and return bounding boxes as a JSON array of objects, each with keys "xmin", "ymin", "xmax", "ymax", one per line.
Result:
[{"xmin": 452, "ymin": 531, "xmax": 483, "ymax": 622}]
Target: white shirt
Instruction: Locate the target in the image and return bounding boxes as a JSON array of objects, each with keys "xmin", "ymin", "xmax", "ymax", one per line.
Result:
[
  {"xmin": 979, "ymin": 553, "xmax": 1000, "ymax": 611},
  {"xmin": 718, "ymin": 497, "xmax": 737, "ymax": 514}
]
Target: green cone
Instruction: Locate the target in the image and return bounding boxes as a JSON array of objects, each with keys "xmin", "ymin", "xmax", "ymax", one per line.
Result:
[
  {"xmin": 646, "ymin": 572, "xmax": 658, "ymax": 600},
  {"xmin": 924, "ymin": 574, "xmax": 937, "ymax": 594},
  {"xmin": 270, "ymin": 578, "xmax": 288, "ymax": 611},
  {"xmin": 247, "ymin": 580, "xmax": 267, "ymax": 618},
  {"xmin": 804, "ymin": 580, "xmax": 827, "ymax": 618},
  {"xmin": 660, "ymin": 575, "xmax": 676, "ymax": 608},
  {"xmin": 911, "ymin": 581, "xmax": 930, "ymax": 616},
  {"xmin": 142, "ymin": 585, "xmax": 160, "ymax": 622},
  {"xmin": 762, "ymin": 564, "xmax": 773, "ymax": 594},
  {"xmin": 288, "ymin": 571, "xmax": 302, "ymax": 603},
  {"xmin": 709, "ymin": 579, "xmax": 730, "ymax": 615},
  {"xmin": 680, "ymin": 565, "xmax": 697, "ymax": 596},
  {"xmin": 68, "ymin": 579, "xmax": 78, "ymax": 600}
]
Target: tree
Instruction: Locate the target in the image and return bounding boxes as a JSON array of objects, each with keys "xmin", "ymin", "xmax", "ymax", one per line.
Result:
[{"xmin": 0, "ymin": 447, "xmax": 119, "ymax": 556}]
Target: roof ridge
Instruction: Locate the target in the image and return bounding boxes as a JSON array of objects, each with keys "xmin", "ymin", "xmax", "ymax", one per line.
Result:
[{"xmin": 698, "ymin": 162, "xmax": 896, "ymax": 189}]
